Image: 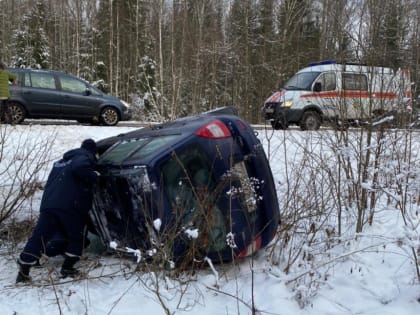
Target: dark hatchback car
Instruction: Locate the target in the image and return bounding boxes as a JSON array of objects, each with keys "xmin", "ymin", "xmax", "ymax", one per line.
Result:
[
  {"xmin": 6, "ymin": 68, "xmax": 131, "ymax": 126},
  {"xmin": 90, "ymin": 107, "xmax": 280, "ymax": 266}
]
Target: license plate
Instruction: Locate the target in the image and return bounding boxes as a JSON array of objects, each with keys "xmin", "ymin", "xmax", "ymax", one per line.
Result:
[{"xmin": 265, "ymin": 108, "xmax": 274, "ymax": 113}]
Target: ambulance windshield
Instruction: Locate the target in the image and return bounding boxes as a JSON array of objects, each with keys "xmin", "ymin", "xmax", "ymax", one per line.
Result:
[{"xmin": 284, "ymin": 71, "xmax": 320, "ymax": 91}]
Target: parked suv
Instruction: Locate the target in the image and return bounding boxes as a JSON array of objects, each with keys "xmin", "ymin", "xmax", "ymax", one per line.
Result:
[
  {"xmin": 6, "ymin": 68, "xmax": 131, "ymax": 125},
  {"xmin": 90, "ymin": 107, "xmax": 280, "ymax": 267}
]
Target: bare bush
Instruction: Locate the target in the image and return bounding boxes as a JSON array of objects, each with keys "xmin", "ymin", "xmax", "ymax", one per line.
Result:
[
  {"xmin": 266, "ymin": 123, "xmax": 419, "ymax": 302},
  {"xmin": 0, "ymin": 124, "xmax": 55, "ymax": 243}
]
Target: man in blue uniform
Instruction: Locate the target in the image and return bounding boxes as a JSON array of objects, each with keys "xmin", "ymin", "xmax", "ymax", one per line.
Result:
[{"xmin": 16, "ymin": 139, "xmax": 99, "ymax": 283}]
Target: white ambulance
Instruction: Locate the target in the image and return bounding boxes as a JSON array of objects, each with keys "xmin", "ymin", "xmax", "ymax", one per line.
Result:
[{"xmin": 262, "ymin": 61, "xmax": 412, "ymax": 130}]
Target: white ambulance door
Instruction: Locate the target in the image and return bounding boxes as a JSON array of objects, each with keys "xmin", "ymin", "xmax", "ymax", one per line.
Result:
[
  {"xmin": 341, "ymin": 72, "xmax": 369, "ymax": 119},
  {"xmin": 312, "ymin": 72, "xmax": 338, "ymax": 118}
]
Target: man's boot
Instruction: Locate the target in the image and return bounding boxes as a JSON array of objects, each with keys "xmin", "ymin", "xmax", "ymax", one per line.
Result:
[
  {"xmin": 60, "ymin": 254, "xmax": 80, "ymax": 278},
  {"xmin": 16, "ymin": 260, "xmax": 32, "ymax": 283}
]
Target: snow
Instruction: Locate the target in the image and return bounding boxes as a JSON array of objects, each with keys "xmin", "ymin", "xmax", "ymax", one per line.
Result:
[
  {"xmin": 109, "ymin": 241, "xmax": 118, "ymax": 250},
  {"xmin": 184, "ymin": 228, "xmax": 199, "ymax": 239},
  {"xmin": 0, "ymin": 122, "xmax": 419, "ymax": 315},
  {"xmin": 153, "ymin": 218, "xmax": 162, "ymax": 231},
  {"xmin": 124, "ymin": 248, "xmax": 142, "ymax": 263}
]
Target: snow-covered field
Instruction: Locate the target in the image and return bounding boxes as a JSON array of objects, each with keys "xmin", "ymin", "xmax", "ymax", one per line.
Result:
[{"xmin": 0, "ymin": 122, "xmax": 419, "ymax": 315}]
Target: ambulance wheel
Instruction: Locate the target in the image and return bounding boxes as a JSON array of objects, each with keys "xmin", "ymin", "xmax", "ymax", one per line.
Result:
[{"xmin": 300, "ymin": 111, "xmax": 321, "ymax": 130}]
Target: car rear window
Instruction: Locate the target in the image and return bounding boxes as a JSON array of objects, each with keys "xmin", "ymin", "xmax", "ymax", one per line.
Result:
[{"xmin": 99, "ymin": 135, "xmax": 180, "ymax": 164}]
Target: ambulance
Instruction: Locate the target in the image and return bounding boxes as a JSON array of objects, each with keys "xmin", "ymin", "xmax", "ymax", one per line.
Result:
[{"xmin": 262, "ymin": 61, "xmax": 412, "ymax": 130}]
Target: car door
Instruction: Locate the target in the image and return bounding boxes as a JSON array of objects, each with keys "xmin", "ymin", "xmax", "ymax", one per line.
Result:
[
  {"xmin": 341, "ymin": 72, "xmax": 369, "ymax": 119},
  {"xmin": 21, "ymin": 71, "xmax": 62, "ymax": 117},
  {"xmin": 312, "ymin": 72, "xmax": 340, "ymax": 118},
  {"xmin": 57, "ymin": 74, "xmax": 99, "ymax": 118}
]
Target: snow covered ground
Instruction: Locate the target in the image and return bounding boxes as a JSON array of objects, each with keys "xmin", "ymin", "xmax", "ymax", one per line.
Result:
[{"xmin": 0, "ymin": 122, "xmax": 419, "ymax": 315}]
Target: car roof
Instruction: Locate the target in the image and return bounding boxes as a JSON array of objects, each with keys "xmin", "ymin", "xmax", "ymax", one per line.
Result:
[
  {"xmin": 298, "ymin": 63, "xmax": 395, "ymax": 74},
  {"xmin": 97, "ymin": 107, "xmax": 240, "ymax": 153},
  {"xmin": 6, "ymin": 67, "xmax": 82, "ymax": 79}
]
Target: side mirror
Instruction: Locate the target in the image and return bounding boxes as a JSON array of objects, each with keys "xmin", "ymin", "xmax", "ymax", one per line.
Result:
[
  {"xmin": 85, "ymin": 88, "xmax": 92, "ymax": 96},
  {"xmin": 313, "ymin": 82, "xmax": 322, "ymax": 92}
]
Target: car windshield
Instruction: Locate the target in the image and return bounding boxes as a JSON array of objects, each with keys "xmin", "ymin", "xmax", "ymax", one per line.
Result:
[
  {"xmin": 283, "ymin": 71, "xmax": 321, "ymax": 90},
  {"xmin": 99, "ymin": 135, "xmax": 180, "ymax": 164}
]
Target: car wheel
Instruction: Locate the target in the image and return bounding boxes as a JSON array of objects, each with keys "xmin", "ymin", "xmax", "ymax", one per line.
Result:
[
  {"xmin": 100, "ymin": 107, "xmax": 119, "ymax": 126},
  {"xmin": 8, "ymin": 102, "xmax": 26, "ymax": 124},
  {"xmin": 300, "ymin": 111, "xmax": 321, "ymax": 131}
]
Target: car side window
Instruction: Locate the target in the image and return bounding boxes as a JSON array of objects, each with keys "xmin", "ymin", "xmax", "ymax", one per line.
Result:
[
  {"xmin": 59, "ymin": 76, "xmax": 88, "ymax": 93},
  {"xmin": 24, "ymin": 73, "xmax": 31, "ymax": 87},
  {"xmin": 30, "ymin": 73, "xmax": 56, "ymax": 89},
  {"xmin": 342, "ymin": 73, "xmax": 368, "ymax": 91},
  {"xmin": 315, "ymin": 72, "xmax": 336, "ymax": 91}
]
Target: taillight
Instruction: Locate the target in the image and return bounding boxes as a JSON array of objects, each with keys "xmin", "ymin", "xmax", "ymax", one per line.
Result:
[
  {"xmin": 195, "ymin": 119, "xmax": 231, "ymax": 139},
  {"xmin": 237, "ymin": 236, "xmax": 262, "ymax": 258}
]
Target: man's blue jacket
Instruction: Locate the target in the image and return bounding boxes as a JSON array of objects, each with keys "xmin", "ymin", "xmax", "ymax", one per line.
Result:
[{"xmin": 40, "ymin": 147, "xmax": 98, "ymax": 214}]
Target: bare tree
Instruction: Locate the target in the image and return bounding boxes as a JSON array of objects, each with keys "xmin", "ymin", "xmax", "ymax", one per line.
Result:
[{"xmin": 0, "ymin": 124, "xmax": 55, "ymax": 237}]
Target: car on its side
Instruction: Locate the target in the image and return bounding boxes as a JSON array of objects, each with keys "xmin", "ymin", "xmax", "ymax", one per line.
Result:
[
  {"xmin": 90, "ymin": 107, "xmax": 280, "ymax": 267},
  {"xmin": 6, "ymin": 68, "xmax": 131, "ymax": 126}
]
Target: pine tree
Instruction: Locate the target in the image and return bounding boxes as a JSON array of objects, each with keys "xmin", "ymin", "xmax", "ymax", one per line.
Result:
[
  {"xmin": 226, "ymin": 0, "xmax": 258, "ymax": 120},
  {"xmin": 94, "ymin": 0, "xmax": 112, "ymax": 91},
  {"xmin": 135, "ymin": 56, "xmax": 161, "ymax": 121},
  {"xmin": 253, "ymin": 0, "xmax": 276, "ymax": 120},
  {"xmin": 277, "ymin": 0, "xmax": 319, "ymax": 79},
  {"xmin": 11, "ymin": 1, "xmax": 50, "ymax": 69},
  {"xmin": 365, "ymin": 0, "xmax": 410, "ymax": 68}
]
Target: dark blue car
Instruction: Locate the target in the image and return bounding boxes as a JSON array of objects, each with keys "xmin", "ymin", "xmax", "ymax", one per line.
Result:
[{"xmin": 91, "ymin": 107, "xmax": 280, "ymax": 266}]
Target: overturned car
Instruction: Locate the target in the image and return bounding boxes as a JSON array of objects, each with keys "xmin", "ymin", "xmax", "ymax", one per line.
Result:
[{"xmin": 90, "ymin": 107, "xmax": 280, "ymax": 267}]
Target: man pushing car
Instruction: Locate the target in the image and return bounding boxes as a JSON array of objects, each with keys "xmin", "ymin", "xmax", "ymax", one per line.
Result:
[{"xmin": 16, "ymin": 139, "xmax": 99, "ymax": 283}]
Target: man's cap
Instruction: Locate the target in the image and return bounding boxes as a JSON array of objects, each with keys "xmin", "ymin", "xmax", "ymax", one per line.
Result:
[{"xmin": 81, "ymin": 138, "xmax": 97, "ymax": 154}]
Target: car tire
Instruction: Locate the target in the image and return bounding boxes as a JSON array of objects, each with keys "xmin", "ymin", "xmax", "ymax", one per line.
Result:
[
  {"xmin": 100, "ymin": 107, "xmax": 119, "ymax": 126},
  {"xmin": 300, "ymin": 111, "xmax": 321, "ymax": 131},
  {"xmin": 7, "ymin": 102, "xmax": 26, "ymax": 124}
]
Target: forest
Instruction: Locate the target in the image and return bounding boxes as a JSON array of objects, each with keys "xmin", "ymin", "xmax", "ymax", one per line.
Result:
[
  {"xmin": 0, "ymin": 0, "xmax": 419, "ymax": 123},
  {"xmin": 0, "ymin": 2, "xmax": 419, "ymax": 313}
]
